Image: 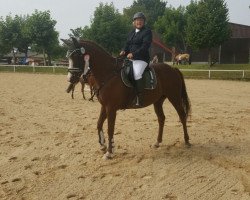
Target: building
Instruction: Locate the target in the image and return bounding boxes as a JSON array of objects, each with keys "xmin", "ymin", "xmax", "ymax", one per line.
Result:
[
  {"xmin": 151, "ymin": 22, "xmax": 250, "ymax": 64},
  {"xmin": 191, "ymin": 23, "xmax": 250, "ymax": 64}
]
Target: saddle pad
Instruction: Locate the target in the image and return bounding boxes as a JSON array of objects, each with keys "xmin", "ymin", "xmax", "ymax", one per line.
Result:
[{"xmin": 121, "ymin": 66, "xmax": 157, "ymax": 90}]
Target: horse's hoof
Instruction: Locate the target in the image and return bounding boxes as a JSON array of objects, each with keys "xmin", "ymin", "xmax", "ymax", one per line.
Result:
[
  {"xmin": 102, "ymin": 152, "xmax": 113, "ymax": 160},
  {"xmin": 185, "ymin": 142, "xmax": 192, "ymax": 148},
  {"xmin": 153, "ymin": 142, "xmax": 160, "ymax": 148}
]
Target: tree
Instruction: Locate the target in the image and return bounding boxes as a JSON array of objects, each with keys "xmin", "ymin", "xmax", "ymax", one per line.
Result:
[
  {"xmin": 69, "ymin": 26, "xmax": 92, "ymax": 40},
  {"xmin": 124, "ymin": 0, "xmax": 167, "ymax": 28},
  {"xmin": 0, "ymin": 14, "xmax": 32, "ymax": 63},
  {"xmin": 26, "ymin": 10, "xmax": 59, "ymax": 65},
  {"xmin": 154, "ymin": 6, "xmax": 187, "ymax": 51},
  {"xmin": 186, "ymin": 0, "xmax": 231, "ymax": 66},
  {"xmin": 70, "ymin": 3, "xmax": 130, "ymax": 54}
]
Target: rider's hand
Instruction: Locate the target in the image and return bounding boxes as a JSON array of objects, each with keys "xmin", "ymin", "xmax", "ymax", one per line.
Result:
[
  {"xmin": 127, "ymin": 53, "xmax": 133, "ymax": 59},
  {"xmin": 119, "ymin": 51, "xmax": 125, "ymax": 56}
]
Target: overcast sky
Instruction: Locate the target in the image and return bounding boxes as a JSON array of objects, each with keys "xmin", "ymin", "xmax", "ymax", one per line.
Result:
[{"xmin": 0, "ymin": 0, "xmax": 249, "ymax": 39}]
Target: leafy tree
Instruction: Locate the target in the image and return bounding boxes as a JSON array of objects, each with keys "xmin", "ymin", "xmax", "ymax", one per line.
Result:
[
  {"xmin": 0, "ymin": 14, "xmax": 31, "ymax": 63},
  {"xmin": 91, "ymin": 3, "xmax": 130, "ymax": 54},
  {"xmin": 69, "ymin": 26, "xmax": 92, "ymax": 40},
  {"xmin": 69, "ymin": 27, "xmax": 84, "ymax": 39},
  {"xmin": 0, "ymin": 16, "xmax": 12, "ymax": 57},
  {"xmin": 186, "ymin": 0, "xmax": 231, "ymax": 65},
  {"xmin": 70, "ymin": 3, "xmax": 130, "ymax": 54},
  {"xmin": 123, "ymin": 0, "xmax": 167, "ymax": 28},
  {"xmin": 26, "ymin": 10, "xmax": 59, "ymax": 65},
  {"xmin": 154, "ymin": 6, "xmax": 187, "ymax": 51}
]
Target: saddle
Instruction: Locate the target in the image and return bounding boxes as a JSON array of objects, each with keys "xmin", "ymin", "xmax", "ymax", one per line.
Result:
[{"xmin": 121, "ymin": 59, "xmax": 157, "ymax": 89}]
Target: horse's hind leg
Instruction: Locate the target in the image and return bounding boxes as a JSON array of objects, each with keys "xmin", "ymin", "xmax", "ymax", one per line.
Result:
[
  {"xmin": 169, "ymin": 98, "xmax": 191, "ymax": 147},
  {"xmin": 153, "ymin": 97, "xmax": 166, "ymax": 148},
  {"xmin": 97, "ymin": 105, "xmax": 107, "ymax": 151}
]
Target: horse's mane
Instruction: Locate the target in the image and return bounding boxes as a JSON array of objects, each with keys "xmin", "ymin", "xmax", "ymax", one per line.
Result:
[{"xmin": 79, "ymin": 40, "xmax": 115, "ymax": 59}]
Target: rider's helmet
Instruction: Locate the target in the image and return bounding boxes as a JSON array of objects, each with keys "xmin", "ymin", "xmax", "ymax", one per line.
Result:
[{"xmin": 133, "ymin": 12, "xmax": 146, "ymax": 21}]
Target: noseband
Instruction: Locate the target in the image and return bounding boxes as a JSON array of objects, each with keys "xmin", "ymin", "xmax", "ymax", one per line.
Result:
[
  {"xmin": 66, "ymin": 46, "xmax": 86, "ymax": 74},
  {"xmin": 67, "ymin": 67, "xmax": 83, "ymax": 73}
]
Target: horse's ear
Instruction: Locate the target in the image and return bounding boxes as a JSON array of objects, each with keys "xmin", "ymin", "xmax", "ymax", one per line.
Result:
[
  {"xmin": 61, "ymin": 38, "xmax": 73, "ymax": 47},
  {"xmin": 71, "ymin": 37, "xmax": 81, "ymax": 48}
]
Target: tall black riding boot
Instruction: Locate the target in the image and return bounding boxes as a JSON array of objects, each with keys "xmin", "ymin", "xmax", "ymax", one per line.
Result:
[{"xmin": 135, "ymin": 78, "xmax": 144, "ymax": 107}]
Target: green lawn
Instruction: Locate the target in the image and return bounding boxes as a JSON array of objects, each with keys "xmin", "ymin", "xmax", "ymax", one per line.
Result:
[
  {"xmin": 173, "ymin": 63, "xmax": 250, "ymax": 70},
  {"xmin": 172, "ymin": 63, "xmax": 250, "ymax": 80}
]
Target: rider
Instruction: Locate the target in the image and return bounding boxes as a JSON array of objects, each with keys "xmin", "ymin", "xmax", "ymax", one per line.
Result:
[{"xmin": 120, "ymin": 12, "xmax": 152, "ymax": 107}]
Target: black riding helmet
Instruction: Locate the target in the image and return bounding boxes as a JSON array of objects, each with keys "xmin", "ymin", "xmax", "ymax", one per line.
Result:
[{"xmin": 133, "ymin": 12, "xmax": 146, "ymax": 21}]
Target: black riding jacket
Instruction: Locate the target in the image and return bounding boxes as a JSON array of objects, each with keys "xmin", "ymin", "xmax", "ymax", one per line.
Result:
[{"xmin": 123, "ymin": 26, "xmax": 152, "ymax": 63}]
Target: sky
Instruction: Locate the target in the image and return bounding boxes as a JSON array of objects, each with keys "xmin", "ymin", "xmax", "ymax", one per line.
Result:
[{"xmin": 0, "ymin": 0, "xmax": 249, "ymax": 39}]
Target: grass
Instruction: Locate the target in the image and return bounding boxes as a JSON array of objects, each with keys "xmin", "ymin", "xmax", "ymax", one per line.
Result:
[
  {"xmin": 172, "ymin": 63, "xmax": 250, "ymax": 80},
  {"xmin": 174, "ymin": 63, "xmax": 250, "ymax": 70}
]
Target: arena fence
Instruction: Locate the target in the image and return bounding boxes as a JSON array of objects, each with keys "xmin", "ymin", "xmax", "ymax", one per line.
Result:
[
  {"xmin": 0, "ymin": 65, "xmax": 250, "ymax": 80},
  {"xmin": 180, "ymin": 69, "xmax": 250, "ymax": 80},
  {"xmin": 0, "ymin": 65, "xmax": 68, "ymax": 74}
]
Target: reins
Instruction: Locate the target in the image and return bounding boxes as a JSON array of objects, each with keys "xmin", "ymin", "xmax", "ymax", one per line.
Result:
[
  {"xmin": 93, "ymin": 56, "xmax": 136, "ymax": 97},
  {"xmin": 90, "ymin": 56, "xmax": 125, "ymax": 97}
]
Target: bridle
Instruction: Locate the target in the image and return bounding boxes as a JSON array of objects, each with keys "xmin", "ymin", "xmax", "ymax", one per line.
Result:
[
  {"xmin": 66, "ymin": 47, "xmax": 86, "ymax": 59},
  {"xmin": 66, "ymin": 46, "xmax": 128, "ymax": 96},
  {"xmin": 66, "ymin": 47, "xmax": 86, "ymax": 74}
]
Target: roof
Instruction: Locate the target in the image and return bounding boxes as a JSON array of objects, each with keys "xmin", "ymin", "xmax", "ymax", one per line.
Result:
[{"xmin": 229, "ymin": 22, "xmax": 250, "ymax": 38}]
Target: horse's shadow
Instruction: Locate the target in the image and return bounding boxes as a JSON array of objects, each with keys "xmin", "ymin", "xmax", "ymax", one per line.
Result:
[
  {"xmin": 145, "ymin": 139, "xmax": 250, "ymax": 171},
  {"xmin": 112, "ymin": 139, "xmax": 250, "ymax": 170}
]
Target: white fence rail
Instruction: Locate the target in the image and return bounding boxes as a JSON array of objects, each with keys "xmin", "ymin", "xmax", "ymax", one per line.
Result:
[{"xmin": 0, "ymin": 65, "xmax": 67, "ymax": 73}]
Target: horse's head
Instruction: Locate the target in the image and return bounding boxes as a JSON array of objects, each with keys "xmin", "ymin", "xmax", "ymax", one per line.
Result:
[
  {"xmin": 62, "ymin": 38, "xmax": 118, "ymax": 93},
  {"xmin": 61, "ymin": 37, "xmax": 87, "ymax": 86}
]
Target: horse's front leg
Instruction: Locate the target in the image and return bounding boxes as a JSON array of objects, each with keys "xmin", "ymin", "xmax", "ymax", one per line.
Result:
[
  {"xmin": 97, "ymin": 106, "xmax": 107, "ymax": 151},
  {"xmin": 103, "ymin": 108, "xmax": 116, "ymax": 160},
  {"xmin": 153, "ymin": 98, "xmax": 166, "ymax": 148},
  {"xmin": 88, "ymin": 86, "xmax": 94, "ymax": 101},
  {"xmin": 81, "ymin": 82, "xmax": 86, "ymax": 99},
  {"xmin": 71, "ymin": 85, "xmax": 75, "ymax": 99}
]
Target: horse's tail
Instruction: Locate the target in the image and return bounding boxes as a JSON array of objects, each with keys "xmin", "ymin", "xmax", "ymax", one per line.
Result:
[{"xmin": 175, "ymin": 68, "xmax": 191, "ymax": 119}]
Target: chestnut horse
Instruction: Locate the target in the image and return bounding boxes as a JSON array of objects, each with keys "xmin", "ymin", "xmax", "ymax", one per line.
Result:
[
  {"xmin": 62, "ymin": 37, "xmax": 191, "ymax": 159},
  {"xmin": 174, "ymin": 53, "xmax": 190, "ymax": 65}
]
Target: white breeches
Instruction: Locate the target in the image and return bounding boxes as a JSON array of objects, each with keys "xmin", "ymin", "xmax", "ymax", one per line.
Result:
[{"xmin": 132, "ymin": 60, "xmax": 148, "ymax": 80}]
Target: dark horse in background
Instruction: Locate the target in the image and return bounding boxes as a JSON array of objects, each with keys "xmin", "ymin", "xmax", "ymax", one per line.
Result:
[
  {"xmin": 66, "ymin": 71, "xmax": 95, "ymax": 100},
  {"xmin": 62, "ymin": 37, "xmax": 191, "ymax": 159}
]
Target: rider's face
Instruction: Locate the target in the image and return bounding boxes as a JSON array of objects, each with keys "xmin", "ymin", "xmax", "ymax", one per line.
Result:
[{"xmin": 133, "ymin": 18, "xmax": 145, "ymax": 29}]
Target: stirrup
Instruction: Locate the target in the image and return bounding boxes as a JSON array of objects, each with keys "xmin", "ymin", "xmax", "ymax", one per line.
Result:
[{"xmin": 135, "ymin": 96, "xmax": 143, "ymax": 108}]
